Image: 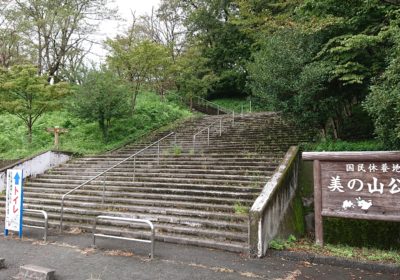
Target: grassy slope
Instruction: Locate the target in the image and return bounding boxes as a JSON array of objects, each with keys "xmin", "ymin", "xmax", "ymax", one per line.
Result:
[
  {"xmin": 0, "ymin": 92, "xmax": 192, "ymax": 160},
  {"xmin": 211, "ymin": 98, "xmax": 254, "ymax": 113}
]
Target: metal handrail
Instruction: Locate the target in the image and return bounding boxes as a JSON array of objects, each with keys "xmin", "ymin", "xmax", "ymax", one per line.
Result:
[
  {"xmin": 192, "ymin": 118, "xmax": 223, "ymax": 151},
  {"xmin": 196, "ymin": 96, "xmax": 236, "ymax": 126},
  {"xmin": 23, "ymin": 209, "xmax": 48, "ymax": 242},
  {"xmin": 92, "ymin": 215, "xmax": 155, "ymax": 259},
  {"xmin": 196, "ymin": 96, "xmax": 233, "ymax": 115},
  {"xmin": 59, "ymin": 132, "xmax": 176, "ymax": 233}
]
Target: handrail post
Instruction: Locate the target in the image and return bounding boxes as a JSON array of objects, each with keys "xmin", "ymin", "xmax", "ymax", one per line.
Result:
[
  {"xmin": 207, "ymin": 127, "xmax": 210, "ymax": 146},
  {"xmin": 92, "ymin": 216, "xmax": 98, "ymax": 247},
  {"xmin": 43, "ymin": 211, "xmax": 48, "ymax": 242},
  {"xmin": 133, "ymin": 156, "xmax": 136, "ymax": 182},
  {"xmin": 193, "ymin": 135, "xmax": 196, "ymax": 152},
  {"xmin": 60, "ymin": 197, "xmax": 65, "ymax": 233},
  {"xmin": 23, "ymin": 209, "xmax": 48, "ymax": 242},
  {"xmin": 241, "ymin": 104, "xmax": 243, "ymax": 116},
  {"xmin": 250, "ymin": 100, "xmax": 252, "ymax": 113},
  {"xmin": 219, "ymin": 119, "xmax": 222, "ymax": 136},
  {"xmin": 174, "ymin": 133, "xmax": 177, "ymax": 145},
  {"xmin": 102, "ymin": 174, "xmax": 106, "ymax": 205},
  {"xmin": 232, "ymin": 111, "xmax": 235, "ymax": 126},
  {"xmin": 150, "ymin": 224, "xmax": 155, "ymax": 259},
  {"xmin": 157, "ymin": 142, "xmax": 160, "ymax": 164},
  {"xmin": 217, "ymin": 105, "xmax": 220, "ymax": 115}
]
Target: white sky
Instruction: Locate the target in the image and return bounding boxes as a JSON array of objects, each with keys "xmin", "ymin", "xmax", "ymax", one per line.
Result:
[{"xmin": 89, "ymin": 0, "xmax": 161, "ymax": 62}]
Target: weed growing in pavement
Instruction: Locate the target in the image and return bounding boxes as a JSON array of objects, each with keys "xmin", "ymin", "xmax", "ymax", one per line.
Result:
[{"xmin": 233, "ymin": 202, "xmax": 249, "ymax": 214}]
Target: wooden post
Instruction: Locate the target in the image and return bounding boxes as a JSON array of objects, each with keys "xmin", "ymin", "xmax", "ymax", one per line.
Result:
[
  {"xmin": 313, "ymin": 160, "xmax": 324, "ymax": 246},
  {"xmin": 46, "ymin": 126, "xmax": 68, "ymax": 149}
]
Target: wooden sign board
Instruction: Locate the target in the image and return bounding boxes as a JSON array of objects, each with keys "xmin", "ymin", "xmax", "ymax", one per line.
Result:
[{"xmin": 302, "ymin": 151, "xmax": 400, "ymax": 246}]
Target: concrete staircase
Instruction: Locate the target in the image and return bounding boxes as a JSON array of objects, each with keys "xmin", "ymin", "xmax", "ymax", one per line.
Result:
[{"xmin": 0, "ymin": 113, "xmax": 313, "ymax": 252}]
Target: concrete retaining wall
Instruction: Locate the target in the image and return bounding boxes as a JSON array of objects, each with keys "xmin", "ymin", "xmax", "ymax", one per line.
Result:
[
  {"xmin": 249, "ymin": 146, "xmax": 300, "ymax": 257},
  {"xmin": 0, "ymin": 150, "xmax": 72, "ymax": 193}
]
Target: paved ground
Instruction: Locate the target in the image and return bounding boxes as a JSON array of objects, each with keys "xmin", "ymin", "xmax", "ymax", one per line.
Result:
[{"xmin": 0, "ymin": 224, "xmax": 398, "ymax": 280}]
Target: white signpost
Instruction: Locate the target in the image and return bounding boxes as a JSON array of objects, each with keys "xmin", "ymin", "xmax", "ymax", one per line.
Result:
[{"xmin": 4, "ymin": 169, "xmax": 24, "ymax": 238}]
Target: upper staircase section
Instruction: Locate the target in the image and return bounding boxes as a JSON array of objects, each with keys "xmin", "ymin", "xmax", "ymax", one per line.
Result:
[{"xmin": 0, "ymin": 112, "xmax": 314, "ymax": 252}]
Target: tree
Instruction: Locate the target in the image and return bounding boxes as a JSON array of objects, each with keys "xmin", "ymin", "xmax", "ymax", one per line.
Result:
[
  {"xmin": 106, "ymin": 38, "xmax": 174, "ymax": 108},
  {"xmin": 180, "ymin": 0, "xmax": 253, "ymax": 97},
  {"xmin": 0, "ymin": 3, "xmax": 30, "ymax": 67},
  {"xmin": 247, "ymin": 29, "xmax": 334, "ymax": 135},
  {"xmin": 13, "ymin": 0, "xmax": 116, "ymax": 81},
  {"xmin": 72, "ymin": 69, "xmax": 130, "ymax": 141},
  {"xmin": 0, "ymin": 64, "xmax": 69, "ymax": 143},
  {"xmin": 176, "ymin": 46, "xmax": 218, "ymax": 108},
  {"xmin": 364, "ymin": 14, "xmax": 400, "ymax": 148}
]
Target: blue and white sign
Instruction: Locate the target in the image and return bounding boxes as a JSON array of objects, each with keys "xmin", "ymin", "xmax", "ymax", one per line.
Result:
[{"xmin": 4, "ymin": 169, "xmax": 24, "ymax": 238}]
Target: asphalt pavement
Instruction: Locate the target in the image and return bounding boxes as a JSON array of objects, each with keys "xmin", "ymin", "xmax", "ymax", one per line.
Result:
[{"xmin": 0, "ymin": 224, "xmax": 398, "ymax": 280}]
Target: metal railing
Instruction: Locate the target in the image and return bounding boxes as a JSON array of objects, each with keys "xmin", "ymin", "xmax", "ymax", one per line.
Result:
[
  {"xmin": 196, "ymin": 96, "xmax": 236, "ymax": 124},
  {"xmin": 193, "ymin": 118, "xmax": 225, "ymax": 152},
  {"xmin": 240, "ymin": 100, "xmax": 252, "ymax": 115},
  {"xmin": 196, "ymin": 97, "xmax": 227, "ymax": 115},
  {"xmin": 59, "ymin": 132, "xmax": 176, "ymax": 233},
  {"xmin": 196, "ymin": 96, "xmax": 254, "ymax": 117},
  {"xmin": 24, "ymin": 209, "xmax": 48, "ymax": 242},
  {"xmin": 92, "ymin": 215, "xmax": 155, "ymax": 259}
]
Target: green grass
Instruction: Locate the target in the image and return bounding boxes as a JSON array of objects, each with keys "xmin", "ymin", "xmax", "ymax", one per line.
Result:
[
  {"xmin": 270, "ymin": 238, "xmax": 400, "ymax": 265},
  {"xmin": 211, "ymin": 98, "xmax": 254, "ymax": 113},
  {"xmin": 302, "ymin": 139, "xmax": 385, "ymax": 152},
  {"xmin": 0, "ymin": 92, "xmax": 192, "ymax": 159},
  {"xmin": 233, "ymin": 202, "xmax": 249, "ymax": 214}
]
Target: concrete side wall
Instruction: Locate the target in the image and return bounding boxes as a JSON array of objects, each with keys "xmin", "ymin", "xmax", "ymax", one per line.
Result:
[
  {"xmin": 0, "ymin": 151, "xmax": 72, "ymax": 192},
  {"xmin": 249, "ymin": 146, "xmax": 300, "ymax": 257}
]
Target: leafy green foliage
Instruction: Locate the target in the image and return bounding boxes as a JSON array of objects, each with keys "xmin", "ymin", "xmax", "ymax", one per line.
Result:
[
  {"xmin": 71, "ymin": 70, "xmax": 130, "ymax": 141},
  {"xmin": 364, "ymin": 17, "xmax": 400, "ymax": 149},
  {"xmin": 0, "ymin": 93, "xmax": 191, "ymax": 159},
  {"xmin": 247, "ymin": 29, "xmax": 338, "ymax": 133},
  {"xmin": 324, "ymin": 218, "xmax": 400, "ymax": 249},
  {"xmin": 176, "ymin": 46, "xmax": 217, "ymax": 106},
  {"xmin": 303, "ymin": 139, "xmax": 384, "ymax": 152},
  {"xmin": 0, "ymin": 64, "xmax": 69, "ymax": 143},
  {"xmin": 180, "ymin": 0, "xmax": 253, "ymax": 97},
  {"xmin": 269, "ymin": 235, "xmax": 297, "ymax": 250},
  {"xmin": 106, "ymin": 39, "xmax": 175, "ymax": 107}
]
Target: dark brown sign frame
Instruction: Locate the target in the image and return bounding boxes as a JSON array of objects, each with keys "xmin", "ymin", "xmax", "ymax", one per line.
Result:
[{"xmin": 302, "ymin": 151, "xmax": 400, "ymax": 246}]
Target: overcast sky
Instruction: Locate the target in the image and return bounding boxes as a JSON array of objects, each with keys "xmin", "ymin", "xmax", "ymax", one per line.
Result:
[{"xmin": 89, "ymin": 0, "xmax": 161, "ymax": 62}]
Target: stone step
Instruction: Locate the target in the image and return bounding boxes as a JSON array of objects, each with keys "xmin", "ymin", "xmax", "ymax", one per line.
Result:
[
  {"xmin": 29, "ymin": 176, "xmax": 264, "ymax": 187},
  {"xmin": 20, "ymin": 201, "xmax": 248, "ymax": 223},
  {"xmin": 51, "ymin": 167, "xmax": 274, "ymax": 176},
  {"xmin": 25, "ymin": 181, "xmax": 262, "ymax": 194},
  {"xmin": 22, "ymin": 191, "xmax": 255, "ymax": 205},
  {"xmin": 39, "ymin": 172, "xmax": 268, "ymax": 182},
  {"xmin": 24, "ymin": 215, "xmax": 248, "ymax": 243},
  {"xmin": 0, "ymin": 206, "xmax": 248, "ymax": 232},
  {"xmin": 61, "ymin": 160, "xmax": 279, "ymax": 169},
  {"xmin": 23, "ymin": 196, "xmax": 246, "ymax": 213}
]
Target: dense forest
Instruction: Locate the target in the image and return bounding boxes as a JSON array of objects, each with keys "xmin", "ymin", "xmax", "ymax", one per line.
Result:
[{"xmin": 1, "ymin": 0, "xmax": 400, "ymax": 158}]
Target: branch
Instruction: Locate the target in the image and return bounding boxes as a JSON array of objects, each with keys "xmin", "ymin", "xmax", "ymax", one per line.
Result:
[{"xmin": 382, "ymin": 0, "xmax": 400, "ymax": 5}]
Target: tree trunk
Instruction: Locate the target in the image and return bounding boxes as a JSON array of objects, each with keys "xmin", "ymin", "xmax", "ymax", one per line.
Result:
[
  {"xmin": 28, "ymin": 124, "xmax": 32, "ymax": 144},
  {"xmin": 99, "ymin": 117, "xmax": 108, "ymax": 142},
  {"xmin": 131, "ymin": 90, "xmax": 139, "ymax": 115}
]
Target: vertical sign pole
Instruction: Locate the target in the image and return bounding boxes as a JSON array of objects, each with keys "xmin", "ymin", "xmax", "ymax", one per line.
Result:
[
  {"xmin": 19, "ymin": 170, "xmax": 24, "ymax": 239},
  {"xmin": 313, "ymin": 160, "xmax": 324, "ymax": 246}
]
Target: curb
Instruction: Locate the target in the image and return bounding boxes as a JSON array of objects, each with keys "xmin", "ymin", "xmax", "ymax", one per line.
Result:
[{"xmin": 267, "ymin": 250, "xmax": 400, "ymax": 274}]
